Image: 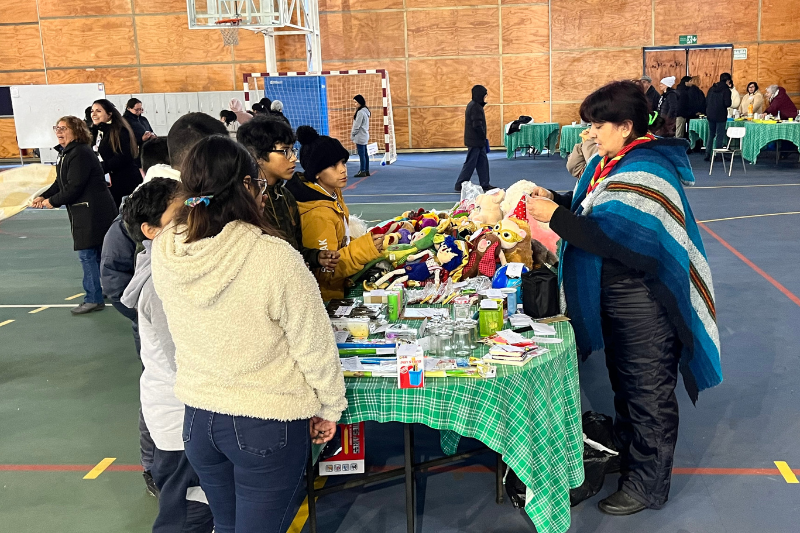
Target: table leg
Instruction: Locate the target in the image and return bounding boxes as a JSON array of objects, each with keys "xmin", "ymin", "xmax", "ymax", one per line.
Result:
[
  {"xmin": 496, "ymin": 453, "xmax": 505, "ymax": 504},
  {"xmin": 404, "ymin": 424, "xmax": 416, "ymax": 533},
  {"xmin": 306, "ymin": 451, "xmax": 318, "ymax": 533},
  {"xmin": 776, "ymin": 140, "xmax": 781, "ymax": 165}
]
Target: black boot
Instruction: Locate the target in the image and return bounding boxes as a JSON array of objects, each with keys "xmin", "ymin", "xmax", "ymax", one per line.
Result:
[{"xmin": 598, "ymin": 490, "xmax": 646, "ymax": 516}]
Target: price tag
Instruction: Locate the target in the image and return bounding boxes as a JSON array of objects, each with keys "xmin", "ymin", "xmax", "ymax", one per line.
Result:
[{"xmin": 506, "ymin": 262, "xmax": 524, "ymax": 278}]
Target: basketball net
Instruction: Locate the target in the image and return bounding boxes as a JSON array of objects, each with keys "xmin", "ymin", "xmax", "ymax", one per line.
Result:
[{"xmin": 216, "ymin": 18, "xmax": 242, "ymax": 46}]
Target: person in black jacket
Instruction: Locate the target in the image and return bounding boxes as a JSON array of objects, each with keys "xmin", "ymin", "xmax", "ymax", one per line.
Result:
[
  {"xmin": 90, "ymin": 99, "xmax": 142, "ymax": 207},
  {"xmin": 32, "ymin": 116, "xmax": 117, "ymax": 315},
  {"xmin": 123, "ymin": 98, "xmax": 156, "ymax": 147},
  {"xmin": 674, "ymin": 76, "xmax": 694, "ymax": 139},
  {"xmin": 655, "ymin": 77, "xmax": 679, "ymax": 138},
  {"xmin": 640, "ymin": 75, "xmax": 660, "ymax": 113},
  {"xmin": 455, "ymin": 85, "xmax": 494, "ymax": 192},
  {"xmin": 704, "ymin": 74, "xmax": 733, "ymax": 161}
]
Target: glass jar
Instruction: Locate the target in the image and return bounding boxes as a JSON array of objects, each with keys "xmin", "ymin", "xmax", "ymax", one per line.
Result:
[
  {"xmin": 453, "ymin": 325, "xmax": 472, "ymax": 356},
  {"xmin": 435, "ymin": 329, "xmax": 454, "ymax": 356}
]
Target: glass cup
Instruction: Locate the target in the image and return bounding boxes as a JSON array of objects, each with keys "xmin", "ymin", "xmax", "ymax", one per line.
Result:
[{"xmin": 453, "ymin": 326, "xmax": 472, "ymax": 356}]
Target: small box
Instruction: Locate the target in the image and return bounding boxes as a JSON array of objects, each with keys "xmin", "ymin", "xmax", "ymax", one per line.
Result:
[{"xmin": 319, "ymin": 422, "xmax": 366, "ymax": 476}]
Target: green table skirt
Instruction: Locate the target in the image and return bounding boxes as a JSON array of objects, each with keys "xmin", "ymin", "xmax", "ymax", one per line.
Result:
[
  {"xmin": 559, "ymin": 125, "xmax": 589, "ymax": 158},
  {"xmin": 689, "ymin": 119, "xmax": 800, "ymax": 163},
  {"xmin": 505, "ymin": 123, "xmax": 560, "ymax": 160}
]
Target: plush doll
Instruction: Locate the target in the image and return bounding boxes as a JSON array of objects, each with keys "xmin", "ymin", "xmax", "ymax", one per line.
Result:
[
  {"xmin": 397, "ymin": 228, "xmax": 413, "ymax": 244},
  {"xmin": 493, "ymin": 217, "xmax": 533, "ymax": 268},
  {"xmin": 468, "ymin": 189, "xmax": 505, "ymax": 225},
  {"xmin": 508, "ymin": 196, "xmax": 561, "ymax": 255},
  {"xmin": 436, "ymin": 236, "xmax": 470, "ymax": 282},
  {"xmin": 462, "ymin": 232, "xmax": 505, "ymax": 279},
  {"xmin": 384, "ymin": 226, "xmax": 437, "ymax": 266},
  {"xmin": 501, "ymin": 180, "xmax": 537, "ymax": 216}
]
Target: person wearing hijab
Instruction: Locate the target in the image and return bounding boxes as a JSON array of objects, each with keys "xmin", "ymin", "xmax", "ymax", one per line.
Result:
[{"xmin": 228, "ymin": 98, "xmax": 252, "ymax": 125}]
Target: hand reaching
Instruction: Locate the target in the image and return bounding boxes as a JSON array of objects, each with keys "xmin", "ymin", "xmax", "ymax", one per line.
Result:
[{"xmin": 318, "ymin": 250, "xmax": 341, "ymax": 270}]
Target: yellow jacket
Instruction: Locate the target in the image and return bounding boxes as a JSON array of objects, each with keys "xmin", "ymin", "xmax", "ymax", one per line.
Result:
[{"xmin": 286, "ymin": 178, "xmax": 380, "ymax": 300}]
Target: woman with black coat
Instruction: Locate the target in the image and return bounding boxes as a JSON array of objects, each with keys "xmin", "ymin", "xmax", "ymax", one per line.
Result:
[
  {"xmin": 32, "ymin": 116, "xmax": 118, "ymax": 315},
  {"xmin": 90, "ymin": 99, "xmax": 142, "ymax": 207}
]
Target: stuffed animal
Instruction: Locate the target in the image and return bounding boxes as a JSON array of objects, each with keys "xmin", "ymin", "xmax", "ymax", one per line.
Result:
[
  {"xmin": 436, "ymin": 236, "xmax": 471, "ymax": 282},
  {"xmin": 501, "ymin": 180, "xmax": 537, "ymax": 216},
  {"xmin": 462, "ymin": 232, "xmax": 505, "ymax": 279},
  {"xmin": 493, "ymin": 217, "xmax": 533, "ymax": 268},
  {"xmin": 508, "ymin": 196, "xmax": 561, "ymax": 254},
  {"xmin": 468, "ymin": 189, "xmax": 505, "ymax": 225},
  {"xmin": 384, "ymin": 226, "xmax": 437, "ymax": 266}
]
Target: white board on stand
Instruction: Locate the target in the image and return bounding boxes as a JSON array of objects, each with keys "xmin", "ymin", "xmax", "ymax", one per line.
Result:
[{"xmin": 10, "ymin": 83, "xmax": 106, "ymax": 149}]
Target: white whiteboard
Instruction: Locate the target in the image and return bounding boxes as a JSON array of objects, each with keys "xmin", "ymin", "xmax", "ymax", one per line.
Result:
[{"xmin": 10, "ymin": 83, "xmax": 106, "ymax": 149}]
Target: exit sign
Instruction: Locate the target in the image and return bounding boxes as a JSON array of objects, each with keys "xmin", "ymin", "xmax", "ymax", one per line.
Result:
[{"xmin": 680, "ymin": 35, "xmax": 698, "ymax": 45}]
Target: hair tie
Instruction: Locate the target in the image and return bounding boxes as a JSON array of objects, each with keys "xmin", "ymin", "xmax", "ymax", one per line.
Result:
[
  {"xmin": 649, "ymin": 112, "xmax": 659, "ymax": 126},
  {"xmin": 185, "ymin": 195, "xmax": 213, "ymax": 208}
]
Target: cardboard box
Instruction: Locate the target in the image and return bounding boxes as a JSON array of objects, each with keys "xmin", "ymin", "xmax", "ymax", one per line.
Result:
[{"xmin": 319, "ymin": 422, "xmax": 366, "ymax": 476}]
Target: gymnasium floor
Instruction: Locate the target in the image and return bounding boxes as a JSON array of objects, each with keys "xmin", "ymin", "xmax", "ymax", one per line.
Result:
[{"xmin": 1, "ymin": 150, "xmax": 799, "ymax": 533}]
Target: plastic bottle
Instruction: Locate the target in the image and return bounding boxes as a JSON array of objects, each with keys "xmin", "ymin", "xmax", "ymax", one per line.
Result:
[{"xmin": 748, "ymin": 103, "xmax": 753, "ymax": 118}]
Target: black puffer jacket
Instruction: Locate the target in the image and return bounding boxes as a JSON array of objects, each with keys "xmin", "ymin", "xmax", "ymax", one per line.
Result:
[
  {"xmin": 706, "ymin": 81, "xmax": 732, "ymax": 122},
  {"xmin": 675, "ymin": 82, "xmax": 693, "ymax": 118},
  {"xmin": 658, "ymin": 88, "xmax": 680, "ymax": 119},
  {"xmin": 93, "ymin": 123, "xmax": 142, "ymax": 207},
  {"xmin": 42, "ymin": 141, "xmax": 117, "ymax": 251},
  {"xmin": 123, "ymin": 110, "xmax": 154, "ymax": 146},
  {"xmin": 464, "ymin": 85, "xmax": 488, "ymax": 148}
]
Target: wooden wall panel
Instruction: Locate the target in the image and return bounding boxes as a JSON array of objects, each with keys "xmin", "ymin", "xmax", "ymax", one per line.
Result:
[
  {"xmin": 47, "ymin": 68, "xmax": 141, "ymax": 94},
  {"xmin": 502, "ymin": 0, "xmax": 547, "ymax": 3},
  {"xmin": 551, "ymin": 0, "xmax": 650, "ymax": 50},
  {"xmin": 137, "ymin": 15, "xmax": 231, "ymax": 64},
  {"xmin": 407, "ymin": 8, "xmax": 498, "ymax": 57},
  {"xmin": 486, "ymin": 105, "xmax": 502, "ymax": 147},
  {"xmin": 502, "ymin": 55, "xmax": 549, "ymax": 104},
  {"xmin": 0, "ymin": 71, "xmax": 47, "ymax": 85},
  {"xmin": 0, "ymin": 26, "xmax": 43, "ymax": 71},
  {"xmin": 688, "ymin": 48, "xmax": 732, "ymax": 94},
  {"xmin": 320, "ymin": 12, "xmax": 406, "ymax": 60},
  {"xmin": 552, "ymin": 103, "xmax": 582, "ymax": 126},
  {"xmin": 408, "ymin": 58, "xmax": 500, "ymax": 107},
  {"xmin": 322, "ymin": 59, "xmax": 408, "ymax": 106},
  {"xmin": 392, "ymin": 107, "xmax": 410, "ymax": 149},
  {"xmin": 235, "ymin": 33, "xmax": 306, "ymax": 63},
  {"xmin": 37, "ymin": 0, "xmax": 131, "ymax": 17},
  {"xmin": 141, "ymin": 64, "xmax": 234, "ymax": 92},
  {"xmin": 0, "ymin": 119, "xmax": 21, "ymax": 158},
  {"xmin": 321, "ymin": 0, "xmax": 404, "ymax": 9},
  {"xmin": 406, "ymin": 0, "xmax": 489, "ymax": 7},
  {"xmin": 552, "ymin": 49, "xmax": 641, "ymax": 101},
  {"xmin": 760, "ymin": 0, "xmax": 800, "ymax": 42},
  {"xmin": 501, "ymin": 5, "xmax": 549, "ymax": 55},
  {"xmin": 134, "ymin": 0, "xmax": 187, "ymax": 13},
  {"xmin": 41, "ymin": 18, "xmax": 137, "ymax": 67},
  {"xmin": 654, "ymin": 0, "xmax": 758, "ymax": 45},
  {"xmin": 0, "ymin": 0, "xmax": 39, "ymax": 23},
  {"xmin": 409, "ymin": 107, "xmax": 464, "ymax": 149},
  {"xmin": 733, "ymin": 43, "xmax": 758, "ymax": 91},
  {"xmin": 501, "ymin": 104, "xmax": 550, "ymax": 125},
  {"xmin": 644, "ymin": 49, "xmax": 686, "ymax": 88},
  {"xmin": 277, "ymin": 35, "xmax": 309, "ymax": 61},
  {"xmin": 758, "ymin": 43, "xmax": 800, "ymax": 95}
]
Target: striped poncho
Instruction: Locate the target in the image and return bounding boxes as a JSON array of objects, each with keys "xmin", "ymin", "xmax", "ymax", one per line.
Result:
[{"xmin": 560, "ymin": 138, "xmax": 721, "ymax": 402}]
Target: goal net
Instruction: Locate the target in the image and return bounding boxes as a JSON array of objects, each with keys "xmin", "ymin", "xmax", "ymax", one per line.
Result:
[{"xmin": 243, "ymin": 70, "xmax": 397, "ymax": 165}]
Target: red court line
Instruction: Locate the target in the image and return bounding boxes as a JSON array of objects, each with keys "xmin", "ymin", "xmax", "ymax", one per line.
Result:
[
  {"xmin": 0, "ymin": 464, "xmax": 142, "ymax": 472},
  {"xmin": 699, "ymin": 222, "xmax": 800, "ymax": 308},
  {"xmin": 345, "ymin": 170, "xmax": 378, "ymax": 191}
]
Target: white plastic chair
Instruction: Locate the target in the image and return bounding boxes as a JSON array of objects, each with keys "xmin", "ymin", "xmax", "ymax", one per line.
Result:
[{"xmin": 709, "ymin": 127, "xmax": 746, "ymax": 176}]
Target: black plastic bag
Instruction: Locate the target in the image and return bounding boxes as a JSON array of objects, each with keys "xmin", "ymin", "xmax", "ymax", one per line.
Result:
[
  {"xmin": 521, "ymin": 266, "xmax": 559, "ymax": 318},
  {"xmin": 569, "ymin": 411, "xmax": 619, "ymax": 507},
  {"xmin": 504, "ymin": 466, "xmax": 527, "ymax": 509}
]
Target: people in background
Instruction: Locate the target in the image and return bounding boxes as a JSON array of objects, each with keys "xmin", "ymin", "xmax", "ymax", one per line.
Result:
[
  {"xmin": 675, "ymin": 76, "xmax": 694, "ymax": 138},
  {"xmin": 236, "ymin": 116, "xmax": 340, "ymax": 270},
  {"xmin": 90, "ymin": 99, "xmax": 142, "ymax": 207},
  {"xmin": 251, "ymin": 103, "xmax": 266, "ymax": 116},
  {"xmin": 765, "ymin": 85, "xmax": 798, "ymax": 119},
  {"xmin": 655, "ymin": 76, "xmax": 678, "ymax": 138},
  {"xmin": 151, "ymin": 135, "xmax": 346, "ymax": 533},
  {"xmin": 259, "ymin": 97, "xmax": 273, "ymax": 112},
  {"xmin": 270, "ymin": 100, "xmax": 291, "ymax": 128},
  {"xmin": 228, "ymin": 98, "xmax": 252, "ymax": 125},
  {"xmin": 124, "ymin": 98, "xmax": 156, "ymax": 147},
  {"xmin": 121, "ymin": 178, "xmax": 214, "ymax": 533},
  {"xmin": 738, "ymin": 82, "xmax": 764, "ymax": 116},
  {"xmin": 289, "ymin": 125, "xmax": 383, "ymax": 300},
  {"xmin": 219, "ymin": 110, "xmax": 239, "ymax": 138},
  {"xmin": 526, "ymin": 80, "xmax": 720, "ymax": 516},
  {"xmin": 31, "ymin": 116, "xmax": 117, "ymax": 315},
  {"xmin": 566, "ymin": 128, "xmax": 598, "ymax": 179},
  {"xmin": 166, "ymin": 112, "xmax": 229, "ymax": 176},
  {"xmin": 83, "ymin": 106, "xmax": 94, "ymax": 130},
  {"xmin": 141, "ymin": 137, "xmax": 172, "ymax": 182},
  {"xmin": 351, "ymin": 94, "xmax": 371, "ymax": 178},
  {"xmin": 704, "ymin": 74, "xmax": 733, "ymax": 161},
  {"xmin": 640, "ymin": 75, "xmax": 660, "ymax": 113},
  {"xmin": 726, "ymin": 75, "xmax": 741, "ymax": 116},
  {"xmin": 454, "ymin": 85, "xmax": 494, "ymax": 192}
]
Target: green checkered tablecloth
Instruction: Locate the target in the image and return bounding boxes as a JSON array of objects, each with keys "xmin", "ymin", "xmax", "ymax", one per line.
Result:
[
  {"xmin": 505, "ymin": 123, "xmax": 560, "ymax": 160},
  {"xmin": 740, "ymin": 121, "xmax": 800, "ymax": 163},
  {"xmin": 688, "ymin": 118, "xmax": 734, "ymax": 148},
  {"xmin": 559, "ymin": 124, "xmax": 589, "ymax": 158},
  {"xmin": 339, "ymin": 314, "xmax": 584, "ymax": 533}
]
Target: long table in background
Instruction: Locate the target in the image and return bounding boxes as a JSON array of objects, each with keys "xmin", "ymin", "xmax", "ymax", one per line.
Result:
[
  {"xmin": 689, "ymin": 118, "xmax": 800, "ymax": 163},
  {"xmin": 505, "ymin": 122, "xmax": 560, "ymax": 160},
  {"xmin": 559, "ymin": 124, "xmax": 589, "ymax": 158}
]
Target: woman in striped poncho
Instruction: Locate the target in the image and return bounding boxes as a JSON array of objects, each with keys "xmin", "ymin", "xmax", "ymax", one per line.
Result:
[{"xmin": 527, "ymin": 81, "xmax": 721, "ymax": 516}]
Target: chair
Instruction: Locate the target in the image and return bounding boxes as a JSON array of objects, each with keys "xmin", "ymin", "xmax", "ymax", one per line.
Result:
[{"xmin": 709, "ymin": 127, "xmax": 747, "ymax": 176}]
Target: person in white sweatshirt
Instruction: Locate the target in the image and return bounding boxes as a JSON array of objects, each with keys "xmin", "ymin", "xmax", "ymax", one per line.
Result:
[
  {"xmin": 151, "ymin": 135, "xmax": 346, "ymax": 533},
  {"xmin": 121, "ymin": 177, "xmax": 213, "ymax": 533}
]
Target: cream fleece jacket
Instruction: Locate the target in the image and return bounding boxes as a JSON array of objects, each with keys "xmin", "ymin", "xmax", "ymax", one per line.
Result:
[{"xmin": 151, "ymin": 220, "xmax": 347, "ymax": 422}]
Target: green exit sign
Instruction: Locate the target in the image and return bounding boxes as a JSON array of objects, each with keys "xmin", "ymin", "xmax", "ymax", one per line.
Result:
[{"xmin": 680, "ymin": 35, "xmax": 698, "ymax": 45}]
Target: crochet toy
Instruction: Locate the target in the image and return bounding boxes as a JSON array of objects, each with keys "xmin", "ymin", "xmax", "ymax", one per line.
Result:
[
  {"xmin": 493, "ymin": 217, "xmax": 533, "ymax": 268},
  {"xmin": 468, "ymin": 189, "xmax": 505, "ymax": 225},
  {"xmin": 509, "ymin": 196, "xmax": 561, "ymax": 255},
  {"xmin": 462, "ymin": 232, "xmax": 505, "ymax": 279},
  {"xmin": 383, "ymin": 226, "xmax": 437, "ymax": 266}
]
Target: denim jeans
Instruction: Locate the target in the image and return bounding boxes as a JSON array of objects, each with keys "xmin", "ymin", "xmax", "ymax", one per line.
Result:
[
  {"xmin": 183, "ymin": 407, "xmax": 309, "ymax": 533},
  {"xmin": 151, "ymin": 447, "xmax": 214, "ymax": 533},
  {"xmin": 356, "ymin": 143, "xmax": 369, "ymax": 173},
  {"xmin": 77, "ymin": 247, "xmax": 104, "ymax": 304}
]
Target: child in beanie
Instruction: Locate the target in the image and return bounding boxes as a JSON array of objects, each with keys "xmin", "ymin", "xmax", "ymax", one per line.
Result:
[{"xmin": 286, "ymin": 126, "xmax": 383, "ymax": 300}]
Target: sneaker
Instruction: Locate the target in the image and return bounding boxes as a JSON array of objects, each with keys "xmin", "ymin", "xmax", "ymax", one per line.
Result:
[
  {"xmin": 143, "ymin": 471, "xmax": 159, "ymax": 498},
  {"xmin": 482, "ymin": 184, "xmax": 498, "ymax": 191},
  {"xmin": 353, "ymin": 171, "xmax": 366, "ymax": 178},
  {"xmin": 70, "ymin": 302, "xmax": 105, "ymax": 315}
]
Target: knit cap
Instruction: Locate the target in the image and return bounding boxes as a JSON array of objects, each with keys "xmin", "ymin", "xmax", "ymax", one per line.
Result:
[
  {"xmin": 296, "ymin": 125, "xmax": 350, "ymax": 181},
  {"xmin": 661, "ymin": 76, "xmax": 676, "ymax": 87}
]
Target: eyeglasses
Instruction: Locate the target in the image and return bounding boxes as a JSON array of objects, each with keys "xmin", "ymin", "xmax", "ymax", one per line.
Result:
[
  {"xmin": 268, "ymin": 148, "xmax": 298, "ymax": 161},
  {"xmin": 53, "ymin": 126, "xmax": 68, "ymax": 133},
  {"xmin": 252, "ymin": 177, "xmax": 268, "ymax": 195}
]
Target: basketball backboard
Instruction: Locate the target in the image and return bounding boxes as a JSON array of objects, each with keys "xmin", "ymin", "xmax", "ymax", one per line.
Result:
[{"xmin": 187, "ymin": 0, "xmax": 282, "ymax": 29}]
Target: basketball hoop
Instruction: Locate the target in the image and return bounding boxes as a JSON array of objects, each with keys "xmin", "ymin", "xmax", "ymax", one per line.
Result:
[{"xmin": 216, "ymin": 18, "xmax": 242, "ymax": 46}]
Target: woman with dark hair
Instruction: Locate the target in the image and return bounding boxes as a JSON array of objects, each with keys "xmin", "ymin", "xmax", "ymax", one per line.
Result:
[
  {"xmin": 90, "ymin": 98, "xmax": 142, "ymax": 207},
  {"xmin": 151, "ymin": 135, "xmax": 346, "ymax": 533},
  {"xmin": 219, "ymin": 109, "xmax": 239, "ymax": 138},
  {"xmin": 738, "ymin": 81, "xmax": 764, "ymax": 116},
  {"xmin": 31, "ymin": 116, "xmax": 117, "ymax": 315},
  {"xmin": 351, "ymin": 94, "xmax": 371, "ymax": 177},
  {"xmin": 526, "ymin": 81, "xmax": 722, "ymax": 515}
]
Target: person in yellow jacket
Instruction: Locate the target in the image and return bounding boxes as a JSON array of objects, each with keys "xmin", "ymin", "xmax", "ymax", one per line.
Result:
[{"xmin": 287, "ymin": 125, "xmax": 383, "ymax": 300}]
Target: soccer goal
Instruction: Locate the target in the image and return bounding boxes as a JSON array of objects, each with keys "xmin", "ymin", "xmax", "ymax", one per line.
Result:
[{"xmin": 243, "ymin": 70, "xmax": 397, "ymax": 165}]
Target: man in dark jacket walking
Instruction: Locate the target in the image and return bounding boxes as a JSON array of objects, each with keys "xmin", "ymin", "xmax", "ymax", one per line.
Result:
[
  {"xmin": 455, "ymin": 85, "xmax": 494, "ymax": 192},
  {"xmin": 640, "ymin": 75, "xmax": 661, "ymax": 113},
  {"xmin": 124, "ymin": 98, "xmax": 156, "ymax": 147},
  {"xmin": 704, "ymin": 74, "xmax": 733, "ymax": 161}
]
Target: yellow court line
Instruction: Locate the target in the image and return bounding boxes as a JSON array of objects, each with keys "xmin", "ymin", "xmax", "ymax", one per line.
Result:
[
  {"xmin": 774, "ymin": 461, "xmax": 799, "ymax": 484},
  {"xmin": 287, "ymin": 476, "xmax": 328, "ymax": 533},
  {"xmin": 691, "ymin": 183, "xmax": 800, "ymax": 190},
  {"xmin": 698, "ymin": 212, "xmax": 800, "ymax": 224},
  {"xmin": 28, "ymin": 306, "xmax": 49, "ymax": 314},
  {"xmin": 64, "ymin": 293, "xmax": 85, "ymax": 301},
  {"xmin": 0, "ymin": 320, "xmax": 14, "ymax": 328},
  {"xmin": 83, "ymin": 458, "xmax": 117, "ymax": 480}
]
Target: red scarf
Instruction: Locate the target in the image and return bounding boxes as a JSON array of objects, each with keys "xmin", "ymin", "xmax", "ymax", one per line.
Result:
[{"xmin": 587, "ymin": 133, "xmax": 656, "ymax": 195}]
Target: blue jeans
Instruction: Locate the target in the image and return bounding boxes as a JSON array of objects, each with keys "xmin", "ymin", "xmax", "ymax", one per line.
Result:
[
  {"xmin": 151, "ymin": 447, "xmax": 214, "ymax": 533},
  {"xmin": 183, "ymin": 407, "xmax": 309, "ymax": 533},
  {"xmin": 77, "ymin": 247, "xmax": 103, "ymax": 304},
  {"xmin": 356, "ymin": 143, "xmax": 369, "ymax": 173}
]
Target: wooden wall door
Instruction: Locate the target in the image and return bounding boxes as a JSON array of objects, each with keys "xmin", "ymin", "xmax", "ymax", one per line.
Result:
[
  {"xmin": 644, "ymin": 49, "xmax": 686, "ymax": 87},
  {"xmin": 688, "ymin": 48, "xmax": 734, "ymax": 94}
]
